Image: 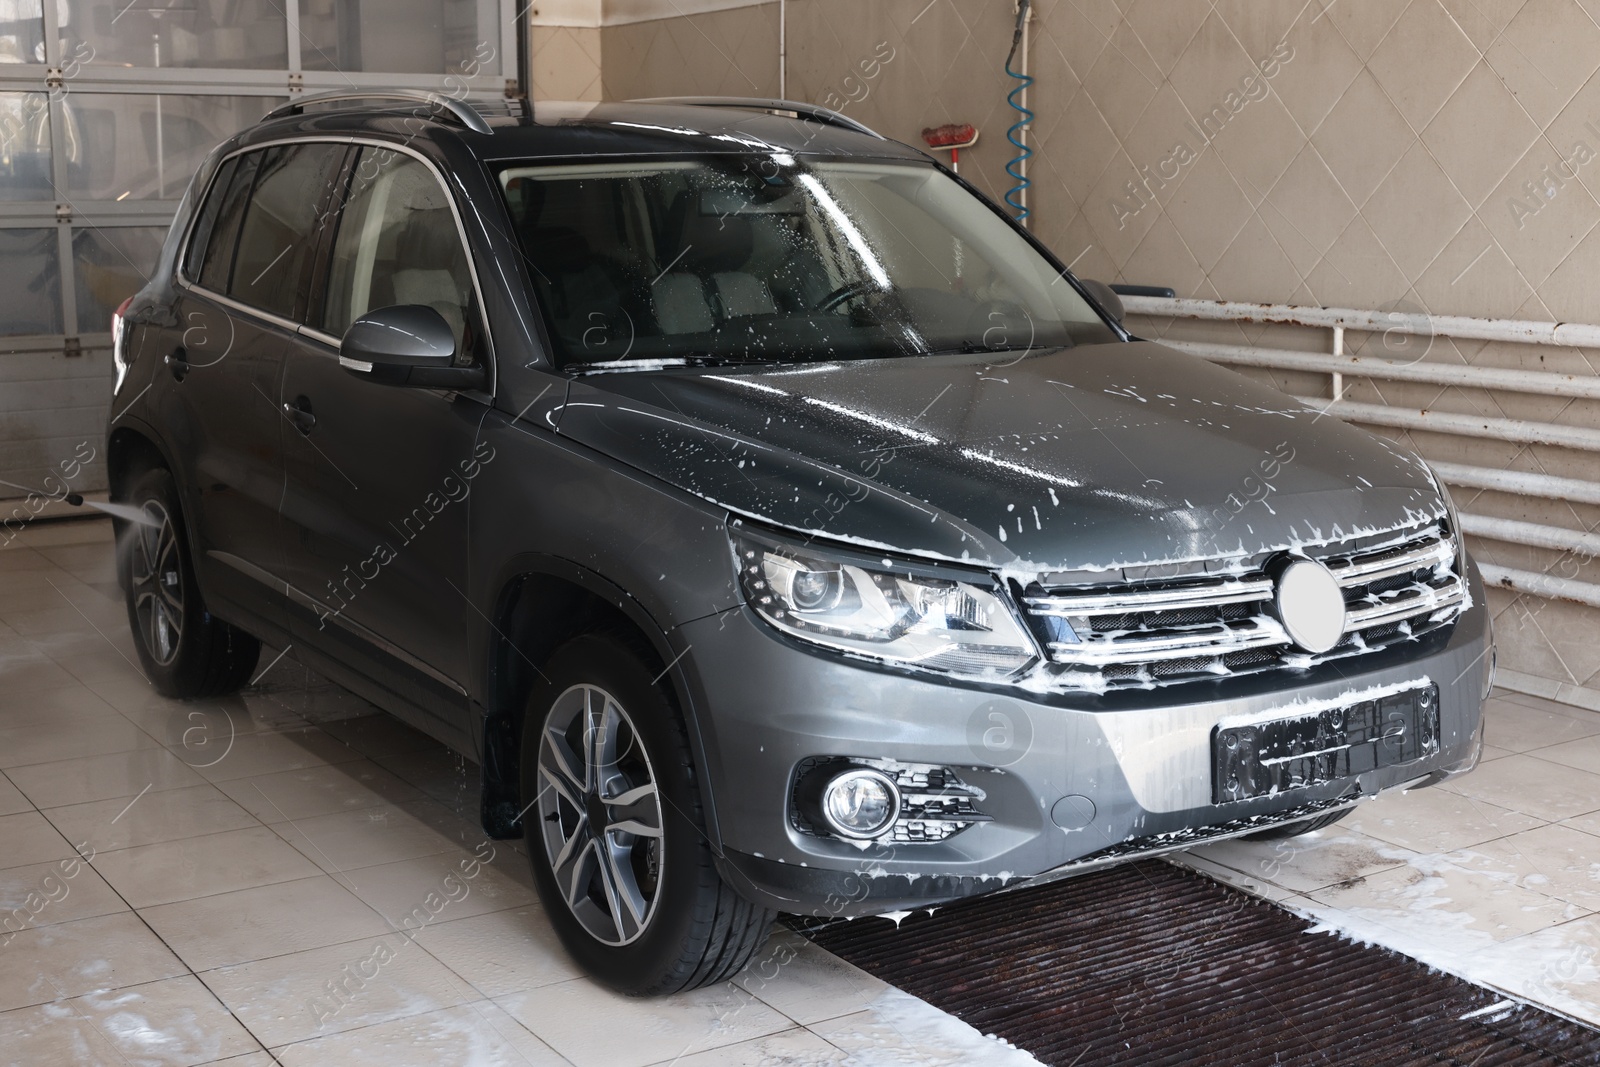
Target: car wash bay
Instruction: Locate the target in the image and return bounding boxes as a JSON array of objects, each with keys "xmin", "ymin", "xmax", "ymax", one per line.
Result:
[
  {"xmin": 8, "ymin": 517, "xmax": 1600, "ymax": 1066},
  {"xmin": 8, "ymin": 0, "xmax": 1600, "ymax": 1065}
]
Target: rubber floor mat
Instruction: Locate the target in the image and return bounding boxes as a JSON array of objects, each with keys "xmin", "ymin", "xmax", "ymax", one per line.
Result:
[{"xmin": 795, "ymin": 860, "xmax": 1600, "ymax": 1066}]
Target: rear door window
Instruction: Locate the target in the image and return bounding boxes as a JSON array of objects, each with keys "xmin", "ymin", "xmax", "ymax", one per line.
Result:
[
  {"xmin": 228, "ymin": 143, "xmax": 344, "ymax": 321},
  {"xmin": 194, "ymin": 152, "xmax": 259, "ymax": 293},
  {"xmin": 183, "ymin": 155, "xmax": 238, "ymax": 282}
]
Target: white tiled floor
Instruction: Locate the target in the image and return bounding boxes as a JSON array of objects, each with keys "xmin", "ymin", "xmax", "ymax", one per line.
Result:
[
  {"xmin": 7, "ymin": 515, "xmax": 1600, "ymax": 1061},
  {"xmin": 1181, "ymin": 687, "xmax": 1600, "ymax": 1027},
  {"xmin": 0, "ymin": 517, "xmax": 1038, "ymax": 1066}
]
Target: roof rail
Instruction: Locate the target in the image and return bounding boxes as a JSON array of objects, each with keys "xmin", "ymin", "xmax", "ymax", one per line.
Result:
[
  {"xmin": 629, "ymin": 96, "xmax": 884, "ymax": 139},
  {"xmin": 264, "ymin": 90, "xmax": 493, "ymax": 136}
]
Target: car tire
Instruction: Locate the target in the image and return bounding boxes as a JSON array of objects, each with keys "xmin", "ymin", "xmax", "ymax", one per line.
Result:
[
  {"xmin": 521, "ymin": 632, "xmax": 775, "ymax": 995},
  {"xmin": 1243, "ymin": 806, "xmax": 1352, "ymax": 840},
  {"xmin": 120, "ymin": 466, "xmax": 260, "ymax": 698}
]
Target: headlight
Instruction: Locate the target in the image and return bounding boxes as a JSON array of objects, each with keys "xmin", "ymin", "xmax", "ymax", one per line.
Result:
[
  {"xmin": 732, "ymin": 527, "xmax": 1038, "ymax": 677},
  {"xmin": 1425, "ymin": 461, "xmax": 1467, "ymax": 571}
]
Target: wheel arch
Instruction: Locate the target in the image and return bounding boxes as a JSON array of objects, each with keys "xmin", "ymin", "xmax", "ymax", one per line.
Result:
[
  {"xmin": 106, "ymin": 422, "xmax": 182, "ymax": 591},
  {"xmin": 107, "ymin": 423, "xmax": 175, "ymax": 498},
  {"xmin": 477, "ymin": 555, "xmax": 722, "ymax": 852}
]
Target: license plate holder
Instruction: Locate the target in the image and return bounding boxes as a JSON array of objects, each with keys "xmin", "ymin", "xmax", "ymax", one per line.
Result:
[{"xmin": 1212, "ymin": 684, "xmax": 1440, "ymax": 804}]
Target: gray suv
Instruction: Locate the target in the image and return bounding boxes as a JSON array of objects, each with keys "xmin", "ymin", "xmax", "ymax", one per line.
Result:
[{"xmin": 106, "ymin": 92, "xmax": 1492, "ymax": 995}]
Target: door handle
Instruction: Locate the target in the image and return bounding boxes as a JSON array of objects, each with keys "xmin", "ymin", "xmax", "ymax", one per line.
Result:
[
  {"xmin": 165, "ymin": 348, "xmax": 190, "ymax": 382},
  {"xmin": 282, "ymin": 396, "xmax": 316, "ymax": 435}
]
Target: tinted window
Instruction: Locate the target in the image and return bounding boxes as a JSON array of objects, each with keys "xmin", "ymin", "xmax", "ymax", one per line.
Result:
[
  {"xmin": 196, "ymin": 152, "xmax": 259, "ymax": 292},
  {"xmin": 230, "ymin": 143, "xmax": 343, "ymax": 320},
  {"xmin": 322, "ymin": 149, "xmax": 477, "ymax": 361},
  {"xmin": 183, "ymin": 156, "xmax": 237, "ymax": 281}
]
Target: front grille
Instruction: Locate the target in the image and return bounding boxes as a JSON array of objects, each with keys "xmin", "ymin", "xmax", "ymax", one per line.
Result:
[{"xmin": 1021, "ymin": 524, "xmax": 1467, "ymax": 691}]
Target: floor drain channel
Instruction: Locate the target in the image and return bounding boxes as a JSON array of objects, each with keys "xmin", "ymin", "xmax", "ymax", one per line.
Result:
[{"xmin": 793, "ymin": 861, "xmax": 1600, "ymax": 1066}]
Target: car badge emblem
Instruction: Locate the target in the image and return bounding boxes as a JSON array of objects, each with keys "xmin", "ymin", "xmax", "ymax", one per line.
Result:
[{"xmin": 1274, "ymin": 558, "xmax": 1346, "ymax": 654}]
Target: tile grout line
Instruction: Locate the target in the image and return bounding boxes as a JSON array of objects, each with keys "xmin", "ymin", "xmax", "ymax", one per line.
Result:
[
  {"xmin": 3, "ymin": 634, "xmax": 525, "ymax": 1059},
  {"xmin": 16, "ymin": 814, "xmax": 287, "ymax": 1064}
]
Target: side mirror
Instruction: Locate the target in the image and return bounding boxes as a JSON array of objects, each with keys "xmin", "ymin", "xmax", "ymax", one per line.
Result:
[
  {"xmin": 1080, "ymin": 279, "xmax": 1124, "ymax": 325},
  {"xmin": 339, "ymin": 304, "xmax": 485, "ymax": 390}
]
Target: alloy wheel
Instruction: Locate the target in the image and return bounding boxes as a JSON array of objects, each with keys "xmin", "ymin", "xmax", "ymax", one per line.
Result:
[
  {"xmin": 130, "ymin": 500, "xmax": 184, "ymax": 667},
  {"xmin": 536, "ymin": 683, "xmax": 665, "ymax": 946}
]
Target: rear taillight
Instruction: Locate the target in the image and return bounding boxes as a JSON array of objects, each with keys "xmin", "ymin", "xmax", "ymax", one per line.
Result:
[{"xmin": 111, "ymin": 295, "xmax": 133, "ymax": 395}]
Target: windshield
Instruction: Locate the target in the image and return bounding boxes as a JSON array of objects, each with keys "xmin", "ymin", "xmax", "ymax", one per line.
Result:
[{"xmin": 498, "ymin": 156, "xmax": 1118, "ymax": 368}]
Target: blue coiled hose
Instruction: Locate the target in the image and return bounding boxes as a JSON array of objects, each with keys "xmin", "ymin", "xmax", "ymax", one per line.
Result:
[{"xmin": 1004, "ymin": 0, "xmax": 1033, "ymax": 222}]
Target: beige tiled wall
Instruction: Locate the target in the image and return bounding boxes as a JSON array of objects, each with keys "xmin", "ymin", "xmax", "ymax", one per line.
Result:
[
  {"xmin": 603, "ymin": 4, "xmax": 780, "ymax": 97},
  {"xmin": 532, "ymin": 26, "xmax": 604, "ymax": 101},
  {"xmin": 601, "ymin": 0, "xmax": 1600, "ymax": 695}
]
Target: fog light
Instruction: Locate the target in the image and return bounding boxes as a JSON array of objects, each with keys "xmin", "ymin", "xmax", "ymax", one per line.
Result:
[{"xmin": 819, "ymin": 768, "xmax": 900, "ymax": 840}]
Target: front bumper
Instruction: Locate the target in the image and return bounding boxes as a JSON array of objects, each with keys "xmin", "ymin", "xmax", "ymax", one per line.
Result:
[{"xmin": 680, "ymin": 562, "xmax": 1492, "ymax": 918}]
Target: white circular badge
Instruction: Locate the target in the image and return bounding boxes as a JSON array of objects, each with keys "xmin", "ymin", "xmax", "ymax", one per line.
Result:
[{"xmin": 1275, "ymin": 558, "xmax": 1346, "ymax": 654}]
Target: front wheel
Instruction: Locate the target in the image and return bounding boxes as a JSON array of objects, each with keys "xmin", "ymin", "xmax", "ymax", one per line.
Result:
[
  {"xmin": 522, "ymin": 633, "xmax": 774, "ymax": 995},
  {"xmin": 120, "ymin": 467, "xmax": 260, "ymax": 698}
]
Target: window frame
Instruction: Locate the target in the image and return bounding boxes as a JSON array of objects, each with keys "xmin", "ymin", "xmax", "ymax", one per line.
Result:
[
  {"xmin": 182, "ymin": 155, "xmax": 238, "ymax": 284},
  {"xmin": 174, "ymin": 135, "xmax": 496, "ymax": 395},
  {"xmin": 312, "ymin": 144, "xmax": 486, "ymax": 366},
  {"xmin": 223, "ymin": 141, "xmax": 348, "ymax": 324}
]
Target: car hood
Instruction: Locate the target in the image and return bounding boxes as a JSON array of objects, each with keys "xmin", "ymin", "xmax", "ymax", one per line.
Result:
[{"xmin": 554, "ymin": 342, "xmax": 1445, "ymax": 574}]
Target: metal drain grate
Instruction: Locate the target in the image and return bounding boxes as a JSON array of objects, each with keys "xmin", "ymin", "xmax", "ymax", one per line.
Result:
[{"xmin": 794, "ymin": 861, "xmax": 1600, "ymax": 1066}]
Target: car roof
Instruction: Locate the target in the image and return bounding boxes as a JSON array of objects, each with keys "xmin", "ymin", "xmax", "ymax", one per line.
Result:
[{"xmin": 238, "ymin": 95, "xmax": 931, "ymax": 164}]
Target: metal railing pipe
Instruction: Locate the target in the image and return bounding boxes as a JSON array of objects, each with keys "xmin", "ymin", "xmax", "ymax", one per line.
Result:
[
  {"xmin": 1480, "ymin": 563, "xmax": 1600, "ymax": 609},
  {"xmin": 1461, "ymin": 514, "xmax": 1600, "ymax": 558},
  {"xmin": 1285, "ymin": 397, "xmax": 1600, "ymax": 453},
  {"xmin": 1121, "ymin": 294, "xmax": 1600, "ymax": 613},
  {"xmin": 1122, "ymin": 295, "xmax": 1600, "ymax": 348},
  {"xmin": 1165, "ymin": 339, "xmax": 1600, "ymax": 401},
  {"xmin": 1429, "ymin": 462, "xmax": 1600, "ymax": 508}
]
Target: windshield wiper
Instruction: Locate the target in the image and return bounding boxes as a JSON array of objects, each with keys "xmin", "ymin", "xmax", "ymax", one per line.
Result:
[
  {"xmin": 678, "ymin": 353, "xmax": 787, "ymax": 368},
  {"xmin": 566, "ymin": 353, "xmax": 785, "ymax": 374},
  {"xmin": 924, "ymin": 339, "xmax": 1070, "ymax": 356}
]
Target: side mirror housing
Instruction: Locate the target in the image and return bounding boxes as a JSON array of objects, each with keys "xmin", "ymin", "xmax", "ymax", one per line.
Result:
[
  {"xmin": 1080, "ymin": 278, "xmax": 1125, "ymax": 325},
  {"xmin": 339, "ymin": 304, "xmax": 485, "ymax": 390}
]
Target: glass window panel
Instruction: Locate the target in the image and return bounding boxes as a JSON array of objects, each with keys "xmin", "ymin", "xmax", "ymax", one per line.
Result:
[
  {"xmin": 0, "ymin": 0, "xmax": 45, "ymax": 63},
  {"xmin": 74, "ymin": 224, "xmax": 164, "ymax": 333},
  {"xmin": 182, "ymin": 153, "xmax": 234, "ymax": 279},
  {"xmin": 497, "ymin": 158, "xmax": 1111, "ymax": 366},
  {"xmin": 0, "ymin": 227, "xmax": 61, "ymax": 335},
  {"xmin": 0, "ymin": 91, "xmax": 52, "ymax": 201},
  {"xmin": 61, "ymin": 93, "xmax": 278, "ymax": 201},
  {"xmin": 322, "ymin": 148, "xmax": 474, "ymax": 358},
  {"xmin": 198, "ymin": 150, "xmax": 256, "ymax": 291},
  {"xmin": 230, "ymin": 142, "xmax": 342, "ymax": 319},
  {"xmin": 298, "ymin": 0, "xmax": 499, "ymax": 76},
  {"xmin": 60, "ymin": 0, "xmax": 287, "ymax": 69}
]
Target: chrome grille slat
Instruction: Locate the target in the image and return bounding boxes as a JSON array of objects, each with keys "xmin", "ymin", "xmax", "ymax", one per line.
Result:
[
  {"xmin": 1024, "ymin": 578, "xmax": 1273, "ymax": 616},
  {"xmin": 899, "ymin": 789, "xmax": 984, "ymax": 804},
  {"xmin": 1329, "ymin": 535, "xmax": 1452, "ymax": 588},
  {"xmin": 1047, "ymin": 618, "xmax": 1287, "ymax": 665},
  {"xmin": 1346, "ymin": 580, "xmax": 1465, "ymax": 629},
  {"xmin": 1023, "ymin": 524, "xmax": 1467, "ymax": 688}
]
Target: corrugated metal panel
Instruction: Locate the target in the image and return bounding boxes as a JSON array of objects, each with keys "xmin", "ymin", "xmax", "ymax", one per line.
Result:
[
  {"xmin": 0, "ymin": 0, "xmax": 519, "ymax": 515},
  {"xmin": 0, "ymin": 344, "xmax": 111, "ymax": 500}
]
